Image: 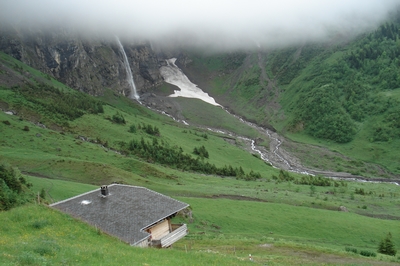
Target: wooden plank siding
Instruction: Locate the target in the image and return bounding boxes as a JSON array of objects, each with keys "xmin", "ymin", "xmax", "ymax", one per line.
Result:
[{"xmin": 148, "ymin": 219, "xmax": 170, "ymax": 240}]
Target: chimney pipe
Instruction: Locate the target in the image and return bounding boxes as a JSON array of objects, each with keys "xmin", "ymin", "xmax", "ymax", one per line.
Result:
[{"xmin": 101, "ymin": 185, "xmax": 109, "ymax": 197}]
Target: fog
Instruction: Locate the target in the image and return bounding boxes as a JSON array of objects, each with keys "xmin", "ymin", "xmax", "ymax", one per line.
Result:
[{"xmin": 1, "ymin": 0, "xmax": 399, "ymax": 50}]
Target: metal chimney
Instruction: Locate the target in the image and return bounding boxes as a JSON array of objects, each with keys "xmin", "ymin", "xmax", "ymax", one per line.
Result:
[{"xmin": 100, "ymin": 185, "xmax": 109, "ymax": 197}]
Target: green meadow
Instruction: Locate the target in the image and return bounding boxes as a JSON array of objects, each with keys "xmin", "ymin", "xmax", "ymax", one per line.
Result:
[
  {"xmin": 1, "ymin": 51, "xmax": 400, "ymax": 265},
  {"xmin": 2, "ymin": 177, "xmax": 400, "ymax": 265}
]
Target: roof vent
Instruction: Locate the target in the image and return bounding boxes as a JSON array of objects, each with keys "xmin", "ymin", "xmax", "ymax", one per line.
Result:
[{"xmin": 100, "ymin": 185, "xmax": 109, "ymax": 197}]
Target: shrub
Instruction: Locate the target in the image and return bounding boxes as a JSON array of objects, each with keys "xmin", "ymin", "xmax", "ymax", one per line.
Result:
[
  {"xmin": 294, "ymin": 174, "xmax": 335, "ymax": 187},
  {"xmin": 0, "ymin": 163, "xmax": 33, "ymax": 210},
  {"xmin": 378, "ymin": 232, "xmax": 397, "ymax": 256},
  {"xmin": 23, "ymin": 126, "xmax": 30, "ymax": 131},
  {"xmin": 143, "ymin": 124, "xmax": 160, "ymax": 136},
  {"xmin": 360, "ymin": 250, "xmax": 376, "ymax": 257},
  {"xmin": 39, "ymin": 188, "xmax": 46, "ymax": 199},
  {"xmin": 193, "ymin": 145, "xmax": 209, "ymax": 158},
  {"xmin": 112, "ymin": 112, "xmax": 126, "ymax": 124},
  {"xmin": 0, "ymin": 164, "xmax": 23, "ymax": 193},
  {"xmin": 345, "ymin": 247, "xmax": 358, "ymax": 254},
  {"xmin": 128, "ymin": 124, "xmax": 137, "ymax": 133},
  {"xmin": 309, "ymin": 185, "xmax": 316, "ymax": 196},
  {"xmin": 2, "ymin": 120, "xmax": 11, "ymax": 125}
]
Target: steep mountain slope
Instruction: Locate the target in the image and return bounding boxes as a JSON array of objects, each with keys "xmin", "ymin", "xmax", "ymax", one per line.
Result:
[
  {"xmin": 1, "ymin": 53, "xmax": 400, "ymax": 266},
  {"xmin": 1, "ymin": 20, "xmax": 399, "ymax": 179},
  {"xmin": 178, "ymin": 21, "xmax": 400, "ymax": 177},
  {"xmin": 0, "ymin": 24, "xmax": 163, "ymax": 96}
]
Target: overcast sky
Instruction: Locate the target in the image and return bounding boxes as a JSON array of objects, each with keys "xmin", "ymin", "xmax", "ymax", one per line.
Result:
[{"xmin": 1, "ymin": 0, "xmax": 399, "ymax": 50}]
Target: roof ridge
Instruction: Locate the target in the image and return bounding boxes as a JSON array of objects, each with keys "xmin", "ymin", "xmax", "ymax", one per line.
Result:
[
  {"xmin": 110, "ymin": 184, "xmax": 189, "ymax": 206},
  {"xmin": 50, "ymin": 187, "xmax": 100, "ymax": 206}
]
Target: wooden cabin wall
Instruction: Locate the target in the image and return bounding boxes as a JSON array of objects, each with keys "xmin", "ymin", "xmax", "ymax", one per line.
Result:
[{"xmin": 148, "ymin": 219, "xmax": 170, "ymax": 240}]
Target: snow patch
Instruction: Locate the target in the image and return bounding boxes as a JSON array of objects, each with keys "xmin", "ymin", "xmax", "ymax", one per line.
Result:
[{"xmin": 160, "ymin": 58, "xmax": 220, "ymax": 106}]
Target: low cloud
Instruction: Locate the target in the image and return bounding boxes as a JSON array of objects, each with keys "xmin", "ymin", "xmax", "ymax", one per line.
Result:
[{"xmin": 1, "ymin": 0, "xmax": 399, "ymax": 50}]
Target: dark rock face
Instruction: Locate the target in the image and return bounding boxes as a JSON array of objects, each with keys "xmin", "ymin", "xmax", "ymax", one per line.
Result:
[{"xmin": 0, "ymin": 25, "xmax": 163, "ymax": 96}]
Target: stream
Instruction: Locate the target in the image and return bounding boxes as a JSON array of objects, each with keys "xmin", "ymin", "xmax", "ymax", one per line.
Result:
[{"xmin": 152, "ymin": 58, "xmax": 399, "ymax": 186}]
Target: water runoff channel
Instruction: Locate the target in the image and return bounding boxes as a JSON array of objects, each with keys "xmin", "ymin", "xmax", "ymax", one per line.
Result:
[
  {"xmin": 86, "ymin": 39, "xmax": 394, "ymax": 186},
  {"xmin": 150, "ymin": 58, "xmax": 398, "ymax": 186}
]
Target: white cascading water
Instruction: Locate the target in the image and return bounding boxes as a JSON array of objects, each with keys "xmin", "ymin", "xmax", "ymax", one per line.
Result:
[
  {"xmin": 160, "ymin": 58, "xmax": 220, "ymax": 106},
  {"xmin": 115, "ymin": 37, "xmax": 140, "ymax": 100}
]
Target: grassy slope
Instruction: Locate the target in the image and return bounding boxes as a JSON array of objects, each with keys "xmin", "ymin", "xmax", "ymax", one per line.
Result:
[
  {"xmin": 0, "ymin": 204, "xmax": 247, "ymax": 266},
  {"xmin": 273, "ymin": 42, "xmax": 400, "ymax": 176},
  {"xmin": 2, "ymin": 179, "xmax": 400, "ymax": 265},
  {"xmin": 180, "ymin": 197, "xmax": 400, "ymax": 250},
  {"xmin": 182, "ymin": 39, "xmax": 400, "ymax": 178},
  {"xmin": 1, "ymin": 52, "xmax": 400, "ymax": 265}
]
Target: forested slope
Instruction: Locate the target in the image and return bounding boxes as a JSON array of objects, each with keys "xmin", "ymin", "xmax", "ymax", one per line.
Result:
[
  {"xmin": 181, "ymin": 18, "xmax": 400, "ymax": 176},
  {"xmin": 280, "ymin": 21, "xmax": 400, "ymax": 144}
]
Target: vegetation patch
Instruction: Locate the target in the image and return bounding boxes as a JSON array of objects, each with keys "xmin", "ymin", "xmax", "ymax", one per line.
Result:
[{"xmin": 0, "ymin": 163, "xmax": 34, "ymax": 210}]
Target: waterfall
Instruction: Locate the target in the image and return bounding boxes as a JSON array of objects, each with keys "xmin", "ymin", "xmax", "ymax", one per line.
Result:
[{"xmin": 115, "ymin": 37, "xmax": 140, "ymax": 100}]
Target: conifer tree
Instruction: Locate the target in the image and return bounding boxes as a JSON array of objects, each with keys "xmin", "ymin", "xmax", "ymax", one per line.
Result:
[{"xmin": 378, "ymin": 232, "xmax": 397, "ymax": 256}]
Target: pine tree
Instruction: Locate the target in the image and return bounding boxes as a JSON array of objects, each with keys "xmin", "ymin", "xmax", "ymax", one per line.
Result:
[{"xmin": 378, "ymin": 232, "xmax": 397, "ymax": 256}]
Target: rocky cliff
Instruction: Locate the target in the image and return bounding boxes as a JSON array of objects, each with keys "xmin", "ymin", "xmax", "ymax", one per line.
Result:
[{"xmin": 0, "ymin": 24, "xmax": 163, "ymax": 96}]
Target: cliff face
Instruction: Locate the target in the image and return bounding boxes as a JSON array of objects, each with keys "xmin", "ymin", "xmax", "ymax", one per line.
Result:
[{"xmin": 0, "ymin": 25, "xmax": 163, "ymax": 96}]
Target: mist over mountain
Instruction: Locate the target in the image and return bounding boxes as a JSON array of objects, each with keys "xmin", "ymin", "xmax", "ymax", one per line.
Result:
[{"xmin": 1, "ymin": 0, "xmax": 399, "ymax": 51}]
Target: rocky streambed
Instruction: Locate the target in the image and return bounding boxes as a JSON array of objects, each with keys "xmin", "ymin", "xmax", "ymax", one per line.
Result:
[{"xmin": 140, "ymin": 58, "xmax": 400, "ymax": 186}]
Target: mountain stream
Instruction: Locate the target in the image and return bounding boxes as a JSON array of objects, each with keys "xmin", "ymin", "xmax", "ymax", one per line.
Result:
[{"xmin": 156, "ymin": 58, "xmax": 399, "ymax": 186}]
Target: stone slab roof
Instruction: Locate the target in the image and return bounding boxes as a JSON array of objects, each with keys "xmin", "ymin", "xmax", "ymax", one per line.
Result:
[{"xmin": 50, "ymin": 184, "xmax": 189, "ymax": 245}]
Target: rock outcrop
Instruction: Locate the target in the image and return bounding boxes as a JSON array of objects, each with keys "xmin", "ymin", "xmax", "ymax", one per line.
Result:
[{"xmin": 0, "ymin": 24, "xmax": 163, "ymax": 96}]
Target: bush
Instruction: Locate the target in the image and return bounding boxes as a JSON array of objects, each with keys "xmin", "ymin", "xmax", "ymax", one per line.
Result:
[
  {"xmin": 193, "ymin": 145, "xmax": 209, "ymax": 158},
  {"xmin": 345, "ymin": 247, "xmax": 358, "ymax": 254},
  {"xmin": 39, "ymin": 188, "xmax": 46, "ymax": 199},
  {"xmin": 0, "ymin": 164, "xmax": 22, "ymax": 193},
  {"xmin": 143, "ymin": 124, "xmax": 160, "ymax": 136},
  {"xmin": 0, "ymin": 163, "xmax": 33, "ymax": 210},
  {"xmin": 128, "ymin": 124, "xmax": 137, "ymax": 133},
  {"xmin": 294, "ymin": 174, "xmax": 335, "ymax": 187},
  {"xmin": 360, "ymin": 250, "xmax": 376, "ymax": 257},
  {"xmin": 112, "ymin": 112, "xmax": 126, "ymax": 124},
  {"xmin": 378, "ymin": 232, "xmax": 397, "ymax": 256}
]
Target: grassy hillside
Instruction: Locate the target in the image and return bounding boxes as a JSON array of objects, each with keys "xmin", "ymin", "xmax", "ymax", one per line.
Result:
[
  {"xmin": 1, "ymin": 51, "xmax": 400, "ymax": 265},
  {"xmin": 2, "ymin": 178, "xmax": 400, "ymax": 265},
  {"xmin": 1, "ymin": 204, "xmax": 249, "ymax": 266},
  {"xmin": 180, "ymin": 20, "xmax": 400, "ymax": 177}
]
